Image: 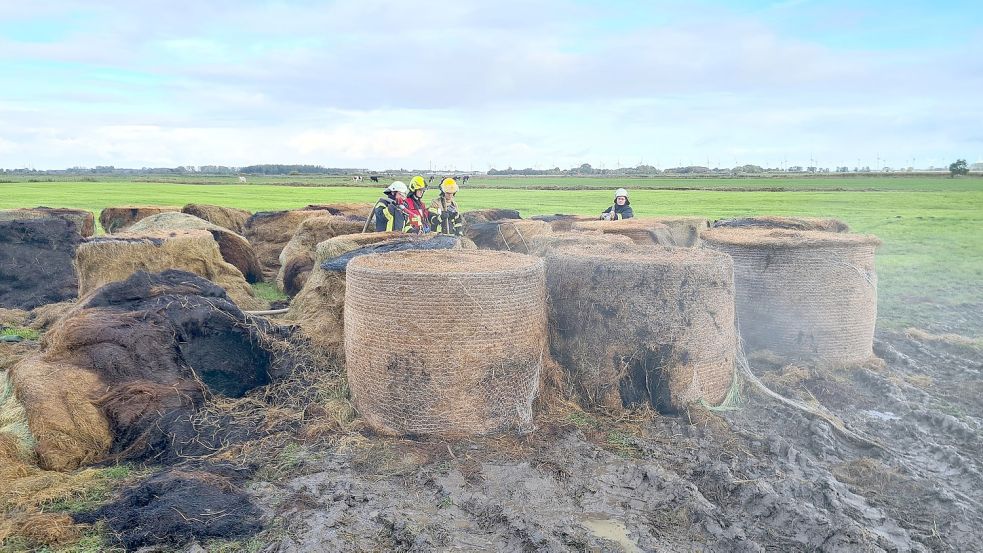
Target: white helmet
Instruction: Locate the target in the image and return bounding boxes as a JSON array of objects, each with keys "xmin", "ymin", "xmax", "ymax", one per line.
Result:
[
  {"xmin": 614, "ymin": 188, "xmax": 629, "ymax": 199},
  {"xmin": 387, "ymin": 181, "xmax": 409, "ymax": 195}
]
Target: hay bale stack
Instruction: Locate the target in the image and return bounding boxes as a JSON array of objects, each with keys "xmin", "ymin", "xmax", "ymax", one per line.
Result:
[
  {"xmin": 8, "ymin": 270, "xmax": 295, "ymax": 470},
  {"xmin": 572, "ymin": 219, "xmax": 676, "ymax": 246},
  {"xmin": 99, "ymin": 206, "xmax": 180, "ymax": 233},
  {"xmin": 643, "ymin": 216, "xmax": 710, "ymax": 247},
  {"xmin": 244, "ymin": 208, "xmax": 336, "ymax": 281},
  {"xmin": 0, "ymin": 219, "xmax": 81, "ymax": 310},
  {"xmin": 74, "ymin": 230, "xmax": 264, "ymax": 310},
  {"xmin": 545, "ymin": 243, "xmax": 736, "ymax": 412},
  {"xmin": 181, "ymin": 204, "xmax": 252, "ymax": 234},
  {"xmin": 711, "ymin": 216, "xmax": 850, "ymax": 233},
  {"xmin": 527, "ymin": 231, "xmax": 634, "ymax": 256},
  {"xmin": 304, "ymin": 203, "xmax": 374, "ymax": 219},
  {"xmin": 346, "ymin": 250, "xmax": 546, "ymax": 437},
  {"xmin": 128, "ymin": 212, "xmax": 263, "ymax": 283},
  {"xmin": 0, "ymin": 207, "xmax": 95, "ymax": 237},
  {"xmin": 530, "ymin": 214, "xmax": 594, "ymax": 231},
  {"xmin": 287, "ymin": 233, "xmax": 468, "ymax": 353},
  {"xmin": 462, "ymin": 208, "xmax": 522, "ymax": 225},
  {"xmin": 703, "ymin": 228, "xmax": 879, "ymax": 367},
  {"xmin": 276, "ymin": 216, "xmax": 365, "ymax": 294},
  {"xmin": 465, "ymin": 219, "xmax": 552, "ymax": 253}
]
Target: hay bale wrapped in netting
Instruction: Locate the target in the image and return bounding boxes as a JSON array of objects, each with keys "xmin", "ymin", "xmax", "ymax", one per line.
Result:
[
  {"xmin": 530, "ymin": 214, "xmax": 593, "ymax": 231},
  {"xmin": 465, "ymin": 219, "xmax": 552, "ymax": 253},
  {"xmin": 462, "ymin": 208, "xmax": 522, "ymax": 225},
  {"xmin": 10, "ymin": 270, "xmax": 297, "ymax": 470},
  {"xmin": 643, "ymin": 216, "xmax": 710, "ymax": 247},
  {"xmin": 703, "ymin": 228, "xmax": 879, "ymax": 367},
  {"xmin": 74, "ymin": 230, "xmax": 265, "ymax": 310},
  {"xmin": 572, "ymin": 219, "xmax": 676, "ymax": 246},
  {"xmin": 244, "ymin": 208, "xmax": 336, "ymax": 281},
  {"xmin": 546, "ymin": 243, "xmax": 736, "ymax": 412},
  {"xmin": 304, "ymin": 203, "xmax": 374, "ymax": 219},
  {"xmin": 711, "ymin": 216, "xmax": 850, "ymax": 233},
  {"xmin": 287, "ymin": 233, "xmax": 471, "ymax": 352},
  {"xmin": 346, "ymin": 250, "xmax": 547, "ymax": 437},
  {"xmin": 99, "ymin": 206, "xmax": 180, "ymax": 233},
  {"xmin": 0, "ymin": 207, "xmax": 95, "ymax": 237},
  {"xmin": 181, "ymin": 204, "xmax": 252, "ymax": 234},
  {"xmin": 0, "ymin": 218, "xmax": 81, "ymax": 310},
  {"xmin": 128, "ymin": 212, "xmax": 263, "ymax": 283},
  {"xmin": 276, "ymin": 216, "xmax": 365, "ymax": 294},
  {"xmin": 527, "ymin": 231, "xmax": 634, "ymax": 256}
]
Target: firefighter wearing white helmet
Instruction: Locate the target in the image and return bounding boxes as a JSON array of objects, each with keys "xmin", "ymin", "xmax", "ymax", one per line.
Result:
[
  {"xmin": 367, "ymin": 181, "xmax": 411, "ymax": 232},
  {"xmin": 600, "ymin": 188, "xmax": 634, "ymax": 221},
  {"xmin": 429, "ymin": 177, "xmax": 464, "ymax": 235}
]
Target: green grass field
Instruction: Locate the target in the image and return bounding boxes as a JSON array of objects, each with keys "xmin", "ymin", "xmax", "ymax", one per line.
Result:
[{"xmin": 2, "ymin": 177, "xmax": 980, "ymax": 336}]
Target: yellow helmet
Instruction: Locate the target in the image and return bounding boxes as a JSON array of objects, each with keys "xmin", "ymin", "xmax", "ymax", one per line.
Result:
[
  {"xmin": 440, "ymin": 177, "xmax": 458, "ymax": 194},
  {"xmin": 409, "ymin": 175, "xmax": 427, "ymax": 192}
]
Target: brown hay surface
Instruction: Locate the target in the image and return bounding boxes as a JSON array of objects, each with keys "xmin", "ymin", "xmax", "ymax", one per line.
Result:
[
  {"xmin": 530, "ymin": 214, "xmax": 594, "ymax": 231},
  {"xmin": 8, "ymin": 355, "xmax": 112, "ymax": 471},
  {"xmin": 128, "ymin": 212, "xmax": 263, "ymax": 283},
  {"xmin": 545, "ymin": 243, "xmax": 736, "ymax": 412},
  {"xmin": 0, "ymin": 307, "xmax": 28, "ymax": 326},
  {"xmin": 704, "ymin": 228, "xmax": 879, "ymax": 366},
  {"xmin": 75, "ymin": 230, "xmax": 265, "ymax": 310},
  {"xmin": 462, "ymin": 208, "xmax": 522, "ymax": 224},
  {"xmin": 99, "ymin": 205, "xmax": 180, "ymax": 233},
  {"xmin": 27, "ymin": 301, "xmax": 76, "ymax": 332},
  {"xmin": 711, "ymin": 215, "xmax": 851, "ymax": 233},
  {"xmin": 304, "ymin": 203, "xmax": 374, "ymax": 219},
  {"xmin": 527, "ymin": 231, "xmax": 633, "ymax": 256},
  {"xmin": 702, "ymin": 227, "xmax": 880, "ymax": 248},
  {"xmin": 572, "ymin": 219, "xmax": 676, "ymax": 245},
  {"xmin": 0, "ymin": 207, "xmax": 95, "ymax": 237},
  {"xmin": 465, "ymin": 219, "xmax": 552, "ymax": 253},
  {"xmin": 345, "ymin": 250, "xmax": 547, "ymax": 437},
  {"xmin": 244, "ymin": 208, "xmax": 337, "ymax": 281},
  {"xmin": 276, "ymin": 216, "xmax": 364, "ymax": 292},
  {"xmin": 641, "ymin": 216, "xmax": 710, "ymax": 247},
  {"xmin": 181, "ymin": 203, "xmax": 251, "ymax": 234}
]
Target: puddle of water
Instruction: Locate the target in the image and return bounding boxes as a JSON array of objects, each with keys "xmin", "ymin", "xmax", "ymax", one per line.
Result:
[{"xmin": 580, "ymin": 515, "xmax": 642, "ymax": 553}]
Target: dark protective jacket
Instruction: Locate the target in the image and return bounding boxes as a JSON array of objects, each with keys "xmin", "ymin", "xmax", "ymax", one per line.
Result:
[
  {"xmin": 428, "ymin": 195, "xmax": 463, "ymax": 236},
  {"xmin": 373, "ymin": 196, "xmax": 409, "ymax": 232},
  {"xmin": 601, "ymin": 202, "xmax": 634, "ymax": 220},
  {"xmin": 404, "ymin": 194, "xmax": 431, "ymax": 233}
]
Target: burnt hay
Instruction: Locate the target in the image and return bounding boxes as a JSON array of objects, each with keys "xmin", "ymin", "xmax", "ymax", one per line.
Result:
[{"xmin": 0, "ymin": 218, "xmax": 81, "ymax": 310}]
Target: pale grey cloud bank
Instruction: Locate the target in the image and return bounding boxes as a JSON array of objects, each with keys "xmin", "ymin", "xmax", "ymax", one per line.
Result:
[{"xmin": 0, "ymin": 0, "xmax": 980, "ymax": 169}]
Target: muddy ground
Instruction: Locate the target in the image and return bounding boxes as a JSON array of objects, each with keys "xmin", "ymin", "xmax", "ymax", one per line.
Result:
[{"xmin": 202, "ymin": 328, "xmax": 981, "ymax": 553}]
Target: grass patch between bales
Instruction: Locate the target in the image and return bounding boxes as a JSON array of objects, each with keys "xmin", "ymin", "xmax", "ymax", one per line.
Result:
[
  {"xmin": 251, "ymin": 282, "xmax": 288, "ymax": 303},
  {"xmin": 0, "ymin": 328, "xmax": 39, "ymax": 341}
]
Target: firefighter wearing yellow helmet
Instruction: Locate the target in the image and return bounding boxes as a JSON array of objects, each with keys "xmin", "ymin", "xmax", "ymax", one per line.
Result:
[
  {"xmin": 429, "ymin": 177, "xmax": 463, "ymax": 235},
  {"xmin": 600, "ymin": 188, "xmax": 634, "ymax": 220},
  {"xmin": 404, "ymin": 176, "xmax": 431, "ymax": 233}
]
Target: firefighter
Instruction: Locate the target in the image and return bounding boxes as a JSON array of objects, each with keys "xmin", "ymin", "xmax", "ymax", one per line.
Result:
[
  {"xmin": 429, "ymin": 177, "xmax": 463, "ymax": 236},
  {"xmin": 370, "ymin": 181, "xmax": 410, "ymax": 232},
  {"xmin": 600, "ymin": 188, "xmax": 634, "ymax": 220},
  {"xmin": 404, "ymin": 176, "xmax": 431, "ymax": 233}
]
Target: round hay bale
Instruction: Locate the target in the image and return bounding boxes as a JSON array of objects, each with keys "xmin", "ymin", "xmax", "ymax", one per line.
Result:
[
  {"xmin": 464, "ymin": 219, "xmax": 552, "ymax": 253},
  {"xmin": 703, "ymin": 228, "xmax": 879, "ymax": 366},
  {"xmin": 0, "ymin": 218, "xmax": 81, "ymax": 310},
  {"xmin": 462, "ymin": 208, "xmax": 522, "ymax": 225},
  {"xmin": 643, "ymin": 216, "xmax": 710, "ymax": 247},
  {"xmin": 572, "ymin": 219, "xmax": 676, "ymax": 246},
  {"xmin": 244, "ymin": 209, "xmax": 335, "ymax": 281},
  {"xmin": 181, "ymin": 204, "xmax": 252, "ymax": 234},
  {"xmin": 74, "ymin": 230, "xmax": 264, "ymax": 310},
  {"xmin": 711, "ymin": 216, "xmax": 850, "ymax": 233},
  {"xmin": 276, "ymin": 216, "xmax": 364, "ymax": 293},
  {"xmin": 128, "ymin": 212, "xmax": 263, "ymax": 283},
  {"xmin": 530, "ymin": 214, "xmax": 593, "ymax": 231},
  {"xmin": 288, "ymin": 233, "xmax": 471, "ymax": 353},
  {"xmin": 99, "ymin": 206, "xmax": 180, "ymax": 234},
  {"xmin": 304, "ymin": 203, "xmax": 374, "ymax": 219},
  {"xmin": 545, "ymin": 243, "xmax": 736, "ymax": 412},
  {"xmin": 345, "ymin": 250, "xmax": 547, "ymax": 437},
  {"xmin": 0, "ymin": 207, "xmax": 95, "ymax": 237},
  {"xmin": 527, "ymin": 231, "xmax": 634, "ymax": 257}
]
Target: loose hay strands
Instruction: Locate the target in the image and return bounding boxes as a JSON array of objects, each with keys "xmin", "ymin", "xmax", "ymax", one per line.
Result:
[
  {"xmin": 182, "ymin": 204, "xmax": 252, "ymax": 234},
  {"xmin": 99, "ymin": 205, "xmax": 180, "ymax": 233},
  {"xmin": 276, "ymin": 216, "xmax": 364, "ymax": 292},
  {"xmin": 74, "ymin": 230, "xmax": 265, "ymax": 310},
  {"xmin": 345, "ymin": 250, "xmax": 548, "ymax": 437},
  {"xmin": 703, "ymin": 227, "xmax": 880, "ymax": 367},
  {"xmin": 571, "ymin": 219, "xmax": 676, "ymax": 246},
  {"xmin": 526, "ymin": 231, "xmax": 634, "ymax": 257},
  {"xmin": 0, "ymin": 207, "xmax": 95, "ymax": 237},
  {"xmin": 244, "ymin": 208, "xmax": 340, "ymax": 281},
  {"xmin": 465, "ymin": 219, "xmax": 552, "ymax": 253},
  {"xmin": 711, "ymin": 215, "xmax": 851, "ymax": 233}
]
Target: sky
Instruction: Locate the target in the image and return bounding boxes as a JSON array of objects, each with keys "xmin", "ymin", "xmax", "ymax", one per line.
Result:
[{"xmin": 0, "ymin": 0, "xmax": 980, "ymax": 170}]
